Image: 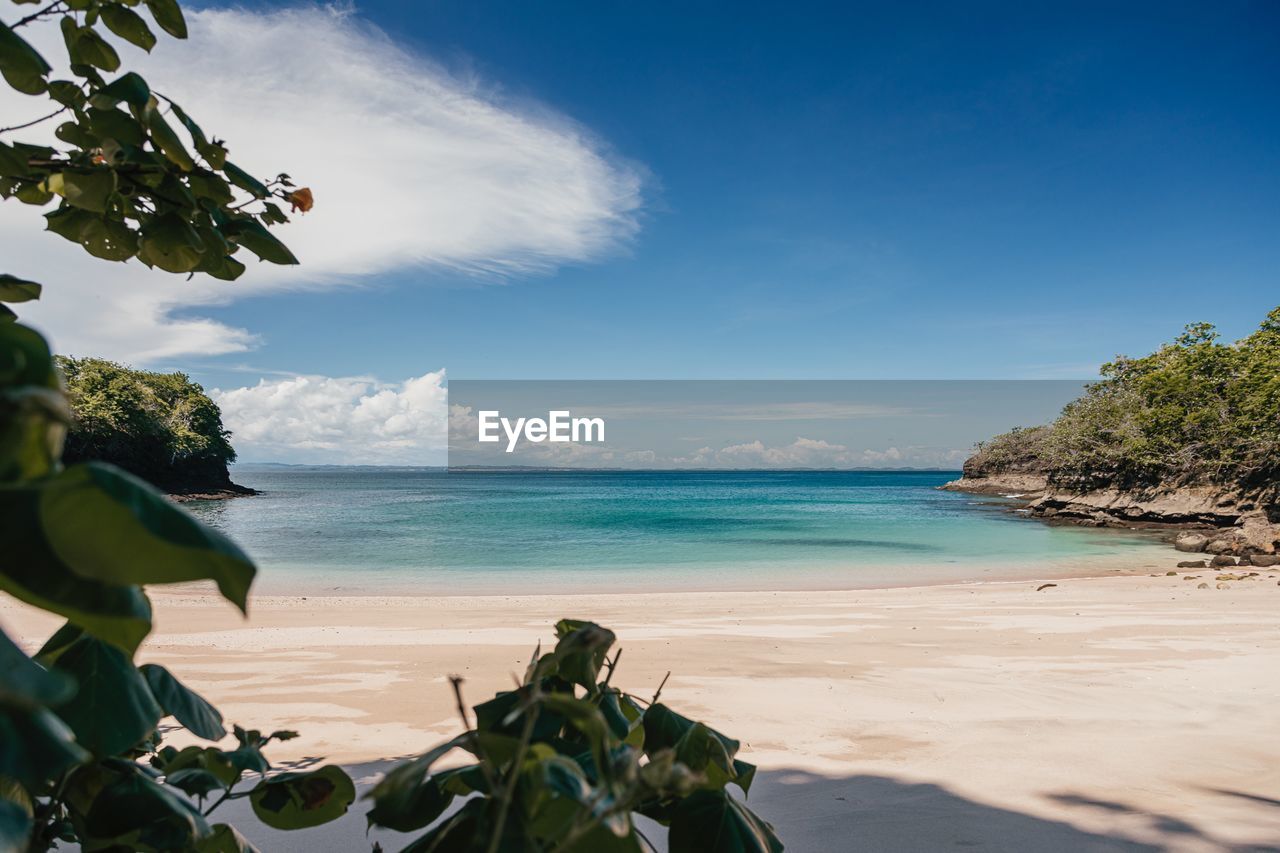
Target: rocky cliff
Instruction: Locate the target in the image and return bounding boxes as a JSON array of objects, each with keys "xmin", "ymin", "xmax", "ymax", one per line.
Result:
[{"xmin": 945, "ymin": 467, "xmax": 1280, "ymax": 558}]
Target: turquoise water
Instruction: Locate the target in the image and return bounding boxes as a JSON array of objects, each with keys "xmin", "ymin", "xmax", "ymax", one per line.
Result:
[{"xmin": 186, "ymin": 467, "xmax": 1170, "ymax": 595}]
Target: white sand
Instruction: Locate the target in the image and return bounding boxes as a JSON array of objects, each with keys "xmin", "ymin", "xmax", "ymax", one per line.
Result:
[{"xmin": 4, "ymin": 572, "xmax": 1279, "ymax": 851}]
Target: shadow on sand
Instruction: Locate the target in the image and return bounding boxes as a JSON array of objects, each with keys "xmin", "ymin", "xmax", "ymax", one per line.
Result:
[{"xmin": 217, "ymin": 761, "xmax": 1280, "ymax": 852}]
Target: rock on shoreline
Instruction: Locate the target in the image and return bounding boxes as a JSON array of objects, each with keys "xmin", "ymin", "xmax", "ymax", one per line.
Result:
[
  {"xmin": 942, "ymin": 474, "xmax": 1280, "ymax": 557},
  {"xmin": 169, "ymin": 484, "xmax": 259, "ymax": 503}
]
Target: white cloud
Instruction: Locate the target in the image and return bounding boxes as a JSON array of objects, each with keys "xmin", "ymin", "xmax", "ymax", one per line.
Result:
[
  {"xmin": 2, "ymin": 5, "xmax": 642, "ymax": 362},
  {"xmin": 213, "ymin": 369, "xmax": 448, "ymax": 464}
]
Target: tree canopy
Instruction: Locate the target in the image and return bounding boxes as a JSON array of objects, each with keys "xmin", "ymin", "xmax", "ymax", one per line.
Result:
[
  {"xmin": 972, "ymin": 306, "xmax": 1280, "ymax": 493},
  {"xmin": 57, "ymin": 355, "xmax": 239, "ymax": 492}
]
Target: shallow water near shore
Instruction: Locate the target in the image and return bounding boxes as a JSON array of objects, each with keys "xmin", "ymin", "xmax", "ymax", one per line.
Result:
[{"xmin": 186, "ymin": 466, "xmax": 1171, "ymax": 594}]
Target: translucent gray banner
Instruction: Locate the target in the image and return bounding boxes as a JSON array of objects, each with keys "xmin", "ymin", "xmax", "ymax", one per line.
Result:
[{"xmin": 447, "ymin": 380, "xmax": 1087, "ymax": 471}]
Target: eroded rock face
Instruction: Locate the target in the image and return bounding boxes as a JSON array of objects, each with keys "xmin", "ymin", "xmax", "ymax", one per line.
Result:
[{"xmin": 945, "ymin": 477, "xmax": 1280, "ymax": 556}]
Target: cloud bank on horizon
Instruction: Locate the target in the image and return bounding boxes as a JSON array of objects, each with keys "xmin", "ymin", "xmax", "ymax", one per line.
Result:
[
  {"xmin": 3, "ymin": 4, "xmax": 642, "ymax": 362},
  {"xmin": 213, "ymin": 370, "xmax": 449, "ymax": 465}
]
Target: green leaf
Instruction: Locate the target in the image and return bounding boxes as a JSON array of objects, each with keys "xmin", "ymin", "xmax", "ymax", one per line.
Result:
[
  {"xmin": 139, "ymin": 664, "xmax": 226, "ymax": 741},
  {"xmin": 13, "ymin": 181, "xmax": 53, "ymax": 206},
  {"xmin": 146, "ymin": 107, "xmax": 195, "ymax": 171},
  {"xmin": 54, "ymin": 119, "xmax": 96, "ymax": 149},
  {"xmin": 144, "ymin": 0, "xmax": 188, "ymax": 39},
  {"xmin": 0, "ymin": 626, "xmax": 75, "ymax": 709},
  {"xmin": 78, "ymin": 214, "xmax": 139, "ymax": 261},
  {"xmin": 400, "ymin": 798, "xmax": 486, "ymax": 853},
  {"xmin": 644, "ymin": 704, "xmax": 739, "ymax": 761},
  {"xmin": 101, "ymin": 5, "xmax": 158, "ymax": 52},
  {"xmin": 365, "ymin": 769, "xmax": 454, "ymax": 833},
  {"xmin": 644, "ymin": 704, "xmax": 752, "ymax": 794},
  {"xmin": 549, "ymin": 620, "xmax": 616, "ymax": 692},
  {"xmin": 164, "ymin": 767, "xmax": 224, "ymax": 799},
  {"xmin": 154, "ymin": 744, "xmax": 240, "ymax": 788},
  {"xmin": 474, "ymin": 684, "xmax": 566, "ymax": 741},
  {"xmin": 47, "ymin": 79, "xmax": 86, "ymax": 108},
  {"xmin": 82, "ymin": 766, "xmax": 212, "ymax": 851},
  {"xmin": 87, "ymin": 106, "xmax": 146, "ymax": 145},
  {"xmin": 0, "ymin": 274, "xmax": 40, "ymax": 304},
  {"xmin": 35, "ymin": 622, "xmax": 84, "ymax": 664},
  {"xmin": 37, "ymin": 462, "xmax": 257, "ymax": 612},
  {"xmin": 138, "ymin": 212, "xmax": 204, "ymax": 272},
  {"xmin": 0, "ymin": 325, "xmax": 69, "ymax": 481},
  {"xmin": 45, "ymin": 205, "xmax": 96, "ymax": 244},
  {"xmin": 195, "ymin": 252, "xmax": 245, "ymax": 282},
  {"xmin": 96, "ymin": 71, "xmax": 152, "ymax": 107},
  {"xmin": 188, "ymin": 170, "xmax": 233, "ymax": 206},
  {"xmin": 366, "ymin": 733, "xmax": 468, "ymax": 810},
  {"xmin": 0, "ymin": 143, "xmax": 31, "ymax": 178},
  {"xmin": 61, "ymin": 18, "xmax": 121, "ymax": 73},
  {"xmin": 222, "ymin": 218, "xmax": 298, "ymax": 265},
  {"xmin": 166, "ymin": 101, "xmax": 211, "ymax": 154},
  {"xmin": 48, "ymin": 634, "xmax": 162, "ymax": 756},
  {"xmin": 668, "ymin": 790, "xmax": 784, "ymax": 853},
  {"xmin": 0, "ymin": 705, "xmax": 88, "ymax": 787},
  {"xmin": 0, "ymin": 22, "xmax": 52, "ymax": 95},
  {"xmin": 249, "ymin": 765, "xmax": 355, "ymax": 830},
  {"xmin": 0, "ymin": 795, "xmax": 33, "ymax": 853},
  {"xmin": 0, "ymin": 485, "xmax": 152, "ymax": 652},
  {"xmin": 221, "ymin": 162, "xmax": 269, "ymax": 198},
  {"xmin": 598, "ymin": 690, "xmax": 640, "ymax": 742},
  {"xmin": 196, "ymin": 823, "xmax": 261, "ymax": 853},
  {"xmin": 57, "ymin": 170, "xmax": 117, "ymax": 213}
]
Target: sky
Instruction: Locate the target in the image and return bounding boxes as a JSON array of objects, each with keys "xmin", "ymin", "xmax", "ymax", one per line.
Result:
[{"xmin": 4, "ymin": 1, "xmax": 1278, "ymax": 463}]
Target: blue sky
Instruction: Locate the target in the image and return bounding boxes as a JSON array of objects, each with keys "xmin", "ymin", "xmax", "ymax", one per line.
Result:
[
  {"xmin": 182, "ymin": 0, "xmax": 1278, "ymax": 388},
  {"xmin": 6, "ymin": 1, "xmax": 1277, "ymax": 462}
]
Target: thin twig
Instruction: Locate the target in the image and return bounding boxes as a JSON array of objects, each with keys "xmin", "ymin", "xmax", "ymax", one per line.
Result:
[
  {"xmin": 450, "ymin": 676, "xmax": 503, "ymax": 800},
  {"xmin": 0, "ymin": 106, "xmax": 69, "ymax": 136},
  {"xmin": 602, "ymin": 648, "xmax": 623, "ymax": 687},
  {"xmin": 448, "ymin": 675, "xmax": 470, "ymax": 729},
  {"xmin": 651, "ymin": 670, "xmax": 671, "ymax": 705},
  {"xmin": 202, "ymin": 786, "xmax": 235, "ymax": 817},
  {"xmin": 9, "ymin": 0, "xmax": 66, "ymax": 28},
  {"xmin": 486, "ymin": 701, "xmax": 539, "ymax": 853}
]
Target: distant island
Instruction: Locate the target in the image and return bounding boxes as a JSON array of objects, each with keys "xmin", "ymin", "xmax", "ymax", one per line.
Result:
[
  {"xmin": 947, "ymin": 307, "xmax": 1280, "ymax": 563},
  {"xmin": 57, "ymin": 356, "xmax": 255, "ymax": 500}
]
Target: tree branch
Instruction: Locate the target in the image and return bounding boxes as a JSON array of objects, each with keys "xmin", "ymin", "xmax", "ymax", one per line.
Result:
[
  {"xmin": 8, "ymin": 0, "xmax": 67, "ymax": 28},
  {"xmin": 0, "ymin": 106, "xmax": 68, "ymax": 136}
]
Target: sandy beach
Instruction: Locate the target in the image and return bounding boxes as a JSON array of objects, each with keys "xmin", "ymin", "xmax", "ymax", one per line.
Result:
[{"xmin": 4, "ymin": 572, "xmax": 1279, "ymax": 852}]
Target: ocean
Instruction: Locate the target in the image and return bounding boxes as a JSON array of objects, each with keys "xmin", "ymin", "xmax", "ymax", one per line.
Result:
[{"xmin": 186, "ymin": 467, "xmax": 1171, "ymax": 595}]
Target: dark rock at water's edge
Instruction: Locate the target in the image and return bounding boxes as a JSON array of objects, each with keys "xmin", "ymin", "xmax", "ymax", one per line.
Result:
[
  {"xmin": 944, "ymin": 472, "xmax": 1280, "ymax": 558},
  {"xmin": 169, "ymin": 483, "xmax": 259, "ymax": 503}
]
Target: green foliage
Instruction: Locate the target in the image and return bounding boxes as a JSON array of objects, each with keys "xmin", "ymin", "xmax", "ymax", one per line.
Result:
[
  {"xmin": 0, "ymin": 310, "xmax": 354, "ymax": 850},
  {"xmin": 1, "ymin": 0, "xmax": 310, "ymax": 278},
  {"xmin": 56, "ymin": 355, "xmax": 243, "ymax": 492},
  {"xmin": 368, "ymin": 620, "xmax": 784, "ymax": 853},
  {"xmin": 1, "ymin": 2, "xmax": 352, "ymax": 850},
  {"xmin": 974, "ymin": 306, "xmax": 1280, "ymax": 492}
]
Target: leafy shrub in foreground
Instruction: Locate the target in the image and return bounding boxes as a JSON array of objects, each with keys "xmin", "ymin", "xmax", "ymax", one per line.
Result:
[
  {"xmin": 2, "ymin": 1, "xmax": 349, "ymax": 849},
  {"xmin": 368, "ymin": 620, "xmax": 784, "ymax": 853}
]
